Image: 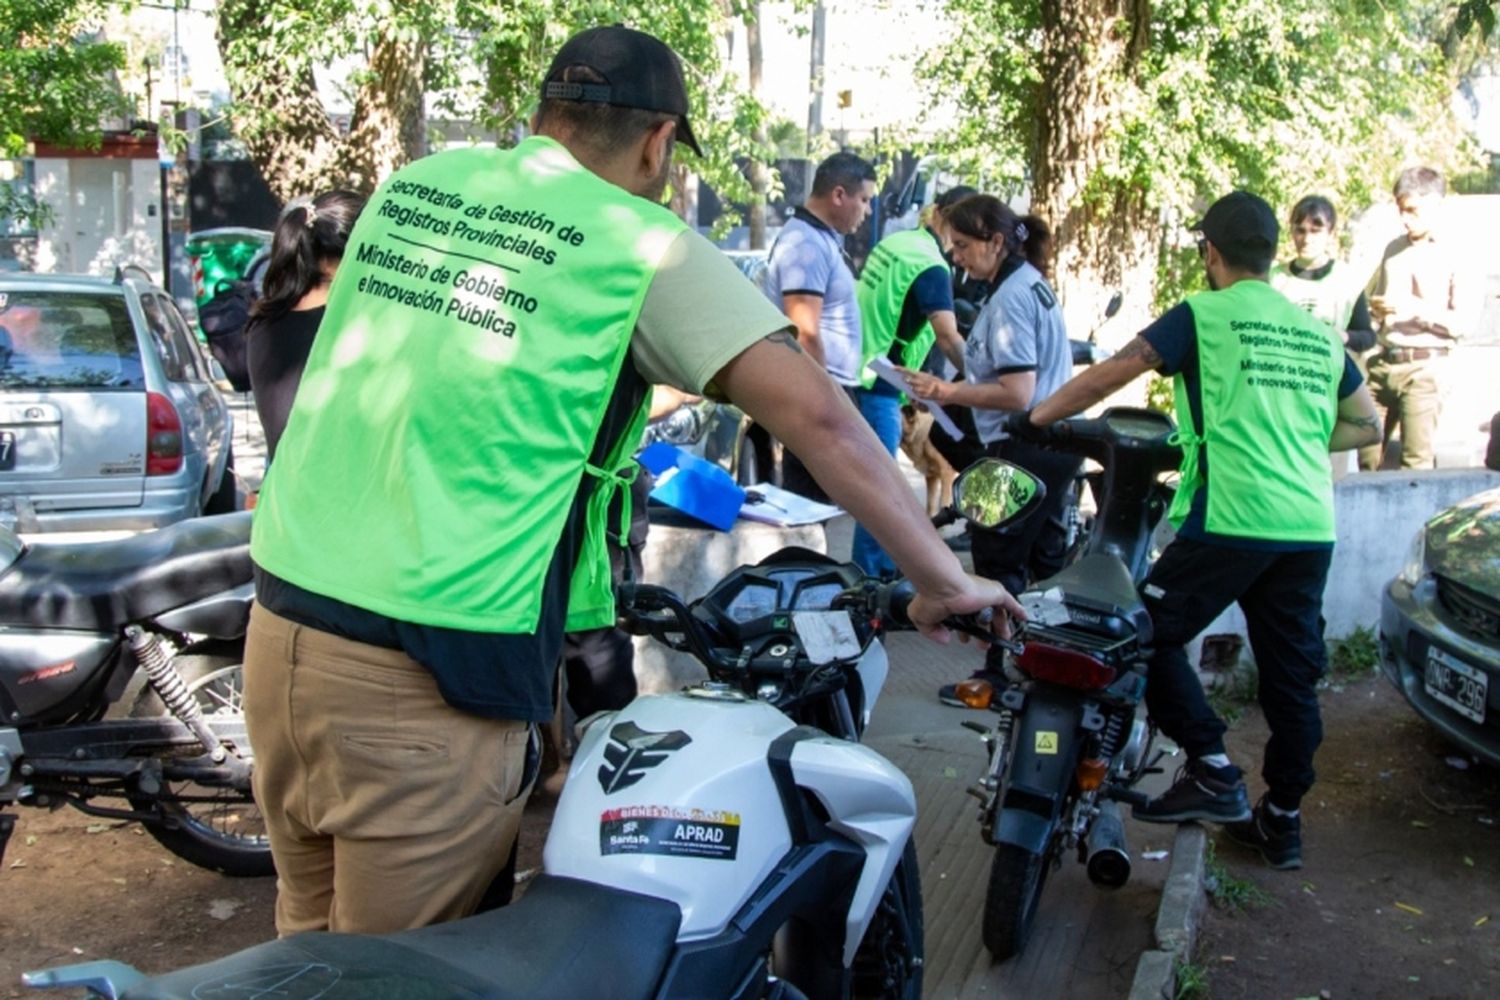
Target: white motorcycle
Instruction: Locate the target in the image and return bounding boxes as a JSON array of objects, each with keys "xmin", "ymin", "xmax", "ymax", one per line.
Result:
[{"xmin": 23, "ymin": 541, "xmax": 1011, "ymax": 1000}]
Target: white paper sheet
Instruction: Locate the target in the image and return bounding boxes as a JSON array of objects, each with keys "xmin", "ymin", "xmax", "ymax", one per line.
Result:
[{"xmin": 866, "ymin": 357, "xmax": 966, "ymax": 441}]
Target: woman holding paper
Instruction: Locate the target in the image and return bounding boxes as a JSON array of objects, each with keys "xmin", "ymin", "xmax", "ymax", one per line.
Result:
[{"xmin": 900, "ymin": 195, "xmax": 1079, "ymax": 703}]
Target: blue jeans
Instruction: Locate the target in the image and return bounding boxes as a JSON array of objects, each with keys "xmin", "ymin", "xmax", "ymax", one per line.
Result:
[{"xmin": 851, "ymin": 386, "xmax": 902, "ymax": 578}]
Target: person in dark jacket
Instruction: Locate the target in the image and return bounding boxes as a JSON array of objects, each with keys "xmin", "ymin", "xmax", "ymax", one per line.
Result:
[{"xmin": 245, "ymin": 190, "xmax": 366, "ymax": 462}]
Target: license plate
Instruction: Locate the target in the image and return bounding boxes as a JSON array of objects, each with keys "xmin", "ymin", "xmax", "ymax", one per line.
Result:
[
  {"xmin": 1424, "ymin": 648, "xmax": 1488, "ymax": 724},
  {"xmin": 0, "ymin": 431, "xmax": 13, "ymax": 471}
]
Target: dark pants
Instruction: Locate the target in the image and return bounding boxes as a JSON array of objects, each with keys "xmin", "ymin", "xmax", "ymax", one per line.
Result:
[{"xmin": 1140, "ymin": 538, "xmax": 1333, "ymax": 811}]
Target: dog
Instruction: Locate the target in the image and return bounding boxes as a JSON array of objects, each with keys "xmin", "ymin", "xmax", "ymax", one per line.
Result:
[{"xmin": 899, "ymin": 403, "xmax": 958, "ymax": 516}]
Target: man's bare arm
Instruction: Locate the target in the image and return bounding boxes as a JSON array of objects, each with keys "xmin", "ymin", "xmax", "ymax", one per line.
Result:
[
  {"xmin": 928, "ymin": 309, "xmax": 964, "ymax": 371},
  {"xmin": 781, "ymin": 294, "xmax": 826, "ymax": 367},
  {"xmin": 713, "ymin": 334, "xmax": 1025, "ymax": 638},
  {"xmin": 1030, "ymin": 336, "xmax": 1161, "ymax": 425},
  {"xmin": 1329, "ymin": 384, "xmax": 1381, "ymax": 452}
]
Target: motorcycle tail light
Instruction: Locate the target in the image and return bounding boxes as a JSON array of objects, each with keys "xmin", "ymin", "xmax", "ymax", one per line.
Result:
[
  {"xmin": 1017, "ymin": 642, "xmax": 1117, "ymax": 691},
  {"xmin": 955, "ymin": 677, "xmax": 994, "ymax": 709},
  {"xmin": 1076, "ymin": 757, "xmax": 1108, "ymax": 791}
]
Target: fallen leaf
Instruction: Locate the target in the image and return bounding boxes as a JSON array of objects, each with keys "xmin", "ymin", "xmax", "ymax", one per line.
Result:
[
  {"xmin": 9, "ymin": 859, "xmax": 25, "ymax": 869},
  {"xmin": 1410, "ymin": 820, "xmax": 1431, "ymax": 829},
  {"xmin": 1219, "ymin": 956, "xmax": 1236, "ymax": 963},
  {"xmin": 1476, "ymin": 915, "xmax": 1490, "ymax": 928},
  {"xmin": 1395, "ymin": 902, "xmax": 1424, "ymax": 916},
  {"xmin": 207, "ymin": 899, "xmax": 241, "ymax": 921},
  {"xmin": 1302, "ymin": 882, "xmax": 1317, "ymax": 894},
  {"xmin": 110, "ymin": 878, "xmax": 127, "ymax": 886},
  {"xmin": 1408, "ymin": 976, "xmax": 1420, "ymax": 983},
  {"xmin": 71, "ymin": 948, "xmax": 83, "ymax": 955},
  {"xmin": 24, "ymin": 835, "xmax": 36, "ymax": 846},
  {"xmin": 1445, "ymin": 755, "xmax": 1470, "ymax": 770},
  {"xmin": 84, "ymin": 824, "xmax": 109, "ymax": 834},
  {"xmin": 1464, "ymin": 857, "xmax": 1476, "ymax": 867},
  {"xmin": 942, "ymin": 766, "xmax": 958, "ymax": 779}
]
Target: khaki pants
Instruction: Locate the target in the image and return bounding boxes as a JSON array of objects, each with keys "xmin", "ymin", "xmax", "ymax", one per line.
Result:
[
  {"xmin": 1359, "ymin": 358, "xmax": 1442, "ymax": 471},
  {"xmin": 244, "ymin": 603, "xmax": 534, "ymax": 935}
]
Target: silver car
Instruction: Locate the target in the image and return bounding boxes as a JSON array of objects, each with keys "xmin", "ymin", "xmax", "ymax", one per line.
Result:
[
  {"xmin": 1381, "ymin": 487, "xmax": 1500, "ymax": 767},
  {"xmin": 0, "ymin": 272, "xmax": 234, "ymax": 534}
]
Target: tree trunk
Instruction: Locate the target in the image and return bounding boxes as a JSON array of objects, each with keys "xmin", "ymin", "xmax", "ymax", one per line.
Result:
[
  {"xmin": 334, "ymin": 29, "xmax": 430, "ymax": 194},
  {"xmin": 746, "ymin": 5, "xmax": 768, "ymax": 249},
  {"xmin": 214, "ymin": 1, "xmax": 342, "ymax": 204},
  {"xmin": 1033, "ymin": 0, "xmax": 1159, "ymax": 346}
]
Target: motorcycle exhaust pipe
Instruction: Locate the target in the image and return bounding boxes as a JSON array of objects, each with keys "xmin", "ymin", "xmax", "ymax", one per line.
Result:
[{"xmin": 1085, "ymin": 800, "xmax": 1132, "ymax": 889}]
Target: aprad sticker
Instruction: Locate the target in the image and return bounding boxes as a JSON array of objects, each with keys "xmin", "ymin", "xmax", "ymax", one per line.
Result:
[{"xmin": 600, "ymin": 805, "xmax": 742, "ymax": 861}]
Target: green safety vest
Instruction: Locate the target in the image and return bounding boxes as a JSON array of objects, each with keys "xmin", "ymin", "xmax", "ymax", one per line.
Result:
[
  {"xmin": 855, "ymin": 228, "xmax": 950, "ymax": 388},
  {"xmin": 1171, "ymin": 280, "xmax": 1344, "ymax": 543},
  {"xmin": 251, "ymin": 136, "xmax": 686, "ymax": 634},
  {"xmin": 1269, "ymin": 260, "xmax": 1360, "ymax": 337}
]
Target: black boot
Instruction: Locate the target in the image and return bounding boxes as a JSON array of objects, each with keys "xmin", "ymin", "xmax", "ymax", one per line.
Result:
[
  {"xmin": 1132, "ymin": 758, "xmax": 1251, "ymax": 824},
  {"xmin": 1224, "ymin": 795, "xmax": 1302, "ymax": 870}
]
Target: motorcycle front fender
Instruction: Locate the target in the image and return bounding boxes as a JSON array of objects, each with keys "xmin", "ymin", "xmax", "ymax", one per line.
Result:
[{"xmin": 993, "ymin": 689, "xmax": 1082, "ymax": 853}]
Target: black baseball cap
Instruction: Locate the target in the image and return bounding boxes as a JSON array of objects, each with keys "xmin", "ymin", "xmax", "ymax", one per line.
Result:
[
  {"xmin": 1194, "ymin": 191, "xmax": 1279, "ymax": 252},
  {"xmin": 542, "ymin": 25, "xmax": 703, "ymax": 157}
]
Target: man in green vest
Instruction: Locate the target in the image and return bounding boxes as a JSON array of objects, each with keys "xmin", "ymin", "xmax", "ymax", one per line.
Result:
[
  {"xmin": 243, "ymin": 24, "xmax": 1023, "ymax": 936},
  {"xmin": 1025, "ymin": 191, "xmax": 1379, "ymax": 870},
  {"xmin": 849, "ymin": 217, "xmax": 966, "ymax": 576}
]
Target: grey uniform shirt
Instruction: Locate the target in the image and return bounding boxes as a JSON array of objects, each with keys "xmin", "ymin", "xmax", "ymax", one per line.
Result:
[
  {"xmin": 762, "ymin": 209, "xmax": 863, "ymax": 386},
  {"xmin": 964, "ymin": 258, "xmax": 1071, "ymax": 444}
]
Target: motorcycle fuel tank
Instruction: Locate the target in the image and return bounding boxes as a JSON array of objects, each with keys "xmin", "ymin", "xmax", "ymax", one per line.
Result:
[{"xmin": 545, "ymin": 692, "xmax": 797, "ymax": 939}]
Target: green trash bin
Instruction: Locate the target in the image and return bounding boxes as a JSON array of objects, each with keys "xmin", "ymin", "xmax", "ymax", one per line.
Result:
[{"xmin": 185, "ymin": 228, "xmax": 273, "ymax": 310}]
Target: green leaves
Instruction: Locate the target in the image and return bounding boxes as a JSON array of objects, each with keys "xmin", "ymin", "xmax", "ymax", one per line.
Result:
[{"xmin": 0, "ymin": 0, "xmax": 129, "ymax": 159}]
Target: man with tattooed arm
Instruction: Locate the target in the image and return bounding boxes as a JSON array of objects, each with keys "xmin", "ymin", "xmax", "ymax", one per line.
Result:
[{"xmin": 1018, "ymin": 192, "xmax": 1379, "ymax": 870}]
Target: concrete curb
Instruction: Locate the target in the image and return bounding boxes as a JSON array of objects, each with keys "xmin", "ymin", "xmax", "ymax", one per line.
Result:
[{"xmin": 1127, "ymin": 823, "xmax": 1209, "ymax": 1000}]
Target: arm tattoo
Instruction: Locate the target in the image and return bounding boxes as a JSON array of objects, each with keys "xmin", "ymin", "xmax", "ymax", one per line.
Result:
[
  {"xmin": 1346, "ymin": 414, "xmax": 1380, "ymax": 432},
  {"xmin": 765, "ymin": 329, "xmax": 803, "ymax": 353},
  {"xmin": 1113, "ymin": 336, "xmax": 1163, "ymax": 367}
]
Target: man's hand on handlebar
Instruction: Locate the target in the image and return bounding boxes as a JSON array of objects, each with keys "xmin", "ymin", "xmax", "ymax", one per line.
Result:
[{"xmin": 906, "ymin": 574, "xmax": 1027, "ymax": 648}]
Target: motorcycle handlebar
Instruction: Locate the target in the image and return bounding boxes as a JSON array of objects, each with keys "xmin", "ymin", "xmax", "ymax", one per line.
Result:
[{"xmin": 877, "ymin": 579, "xmax": 1002, "ymax": 644}]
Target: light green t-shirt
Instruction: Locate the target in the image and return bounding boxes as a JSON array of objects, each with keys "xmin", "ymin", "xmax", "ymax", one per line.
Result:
[{"xmin": 631, "ymin": 229, "xmax": 793, "ymax": 395}]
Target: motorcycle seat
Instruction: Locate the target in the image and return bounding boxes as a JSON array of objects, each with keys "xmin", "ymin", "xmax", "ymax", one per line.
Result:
[
  {"xmin": 0, "ymin": 512, "xmax": 251, "ymax": 631},
  {"xmin": 1035, "ymin": 553, "xmax": 1153, "ymax": 644},
  {"xmin": 120, "ymin": 875, "xmax": 684, "ymax": 1000}
]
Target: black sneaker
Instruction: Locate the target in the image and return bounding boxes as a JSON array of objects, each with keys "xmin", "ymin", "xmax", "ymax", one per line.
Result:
[
  {"xmin": 1224, "ymin": 797, "xmax": 1303, "ymax": 870},
  {"xmin": 1132, "ymin": 758, "xmax": 1252, "ymax": 824},
  {"xmin": 937, "ymin": 669, "xmax": 1005, "ymax": 707}
]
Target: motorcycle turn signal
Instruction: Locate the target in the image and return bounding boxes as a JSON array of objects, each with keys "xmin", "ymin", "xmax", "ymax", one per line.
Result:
[{"xmin": 954, "ymin": 677, "xmax": 995, "ymax": 709}]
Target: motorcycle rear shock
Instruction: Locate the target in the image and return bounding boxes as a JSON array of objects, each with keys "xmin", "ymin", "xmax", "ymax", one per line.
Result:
[{"xmin": 125, "ymin": 627, "xmax": 225, "ymax": 763}]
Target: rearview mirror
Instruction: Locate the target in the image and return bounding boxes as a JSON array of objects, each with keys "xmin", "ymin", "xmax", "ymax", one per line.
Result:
[{"xmin": 952, "ymin": 459, "xmax": 1047, "ymax": 531}]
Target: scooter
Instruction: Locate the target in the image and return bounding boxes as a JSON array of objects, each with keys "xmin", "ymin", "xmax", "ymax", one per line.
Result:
[
  {"xmin": 0, "ymin": 512, "xmax": 263, "ymax": 877},
  {"xmin": 944, "ymin": 408, "xmax": 1181, "ymax": 961},
  {"xmin": 24, "ymin": 548, "xmax": 998, "ymax": 1000}
]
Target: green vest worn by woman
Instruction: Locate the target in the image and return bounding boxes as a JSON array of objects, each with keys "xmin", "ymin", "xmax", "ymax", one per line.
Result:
[
  {"xmin": 1172, "ymin": 280, "xmax": 1343, "ymax": 543},
  {"xmin": 855, "ymin": 228, "xmax": 950, "ymax": 388},
  {"xmin": 1270, "ymin": 260, "xmax": 1361, "ymax": 336},
  {"xmin": 251, "ymin": 136, "xmax": 686, "ymax": 634}
]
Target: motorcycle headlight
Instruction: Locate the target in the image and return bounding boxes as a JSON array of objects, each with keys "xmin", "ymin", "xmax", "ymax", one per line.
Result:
[
  {"xmin": 648, "ymin": 404, "xmax": 706, "ymax": 446},
  {"xmin": 1399, "ymin": 528, "xmax": 1426, "ymax": 587}
]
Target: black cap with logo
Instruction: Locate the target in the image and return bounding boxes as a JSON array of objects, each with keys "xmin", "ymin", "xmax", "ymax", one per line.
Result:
[
  {"xmin": 1194, "ymin": 191, "xmax": 1279, "ymax": 253},
  {"xmin": 542, "ymin": 25, "xmax": 703, "ymax": 157}
]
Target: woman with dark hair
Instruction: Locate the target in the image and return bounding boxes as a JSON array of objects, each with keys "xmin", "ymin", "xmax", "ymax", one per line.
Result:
[
  {"xmin": 1270, "ymin": 195, "xmax": 1376, "ymax": 359},
  {"xmin": 1018, "ymin": 213, "xmax": 1054, "ymax": 279},
  {"xmin": 900, "ymin": 194, "xmax": 1079, "ymax": 703},
  {"xmin": 246, "ymin": 189, "xmax": 366, "ymax": 461}
]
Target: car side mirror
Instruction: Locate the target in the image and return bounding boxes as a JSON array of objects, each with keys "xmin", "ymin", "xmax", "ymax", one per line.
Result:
[{"xmin": 951, "ymin": 459, "xmax": 1048, "ymax": 531}]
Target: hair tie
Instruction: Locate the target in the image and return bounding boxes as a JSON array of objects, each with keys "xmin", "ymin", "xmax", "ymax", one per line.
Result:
[
  {"xmin": 1014, "ymin": 222, "xmax": 1029, "ymax": 243},
  {"xmin": 303, "ymin": 205, "xmax": 319, "ymax": 230}
]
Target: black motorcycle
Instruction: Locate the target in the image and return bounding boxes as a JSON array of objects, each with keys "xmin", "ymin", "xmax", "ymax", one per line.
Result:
[
  {"xmin": 0, "ymin": 513, "xmax": 264, "ymax": 876},
  {"xmin": 945, "ymin": 407, "xmax": 1181, "ymax": 961}
]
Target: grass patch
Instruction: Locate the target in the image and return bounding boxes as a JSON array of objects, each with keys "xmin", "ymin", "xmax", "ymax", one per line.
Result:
[
  {"xmin": 1327, "ymin": 625, "xmax": 1379, "ymax": 683},
  {"xmin": 1203, "ymin": 841, "xmax": 1272, "ymax": 913},
  {"xmin": 1175, "ymin": 955, "xmax": 1210, "ymax": 1000},
  {"xmin": 1206, "ymin": 660, "xmax": 1258, "ymax": 727}
]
